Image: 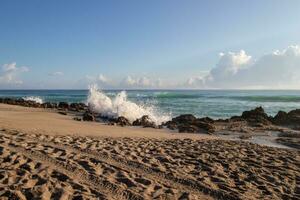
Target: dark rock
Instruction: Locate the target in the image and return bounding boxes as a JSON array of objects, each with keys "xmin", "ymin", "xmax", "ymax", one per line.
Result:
[
  {"xmin": 58, "ymin": 102, "xmax": 69, "ymax": 110},
  {"xmin": 164, "ymin": 114, "xmax": 215, "ymax": 134},
  {"xmin": 132, "ymin": 115, "xmax": 156, "ymax": 128},
  {"xmin": 58, "ymin": 111, "xmax": 67, "ymax": 115},
  {"xmin": 73, "ymin": 117, "xmax": 82, "ymax": 121},
  {"xmin": 114, "ymin": 116, "xmax": 131, "ymax": 126},
  {"xmin": 42, "ymin": 102, "xmax": 57, "ymax": 109},
  {"xmin": 178, "ymin": 125, "xmax": 200, "ymax": 133},
  {"xmin": 171, "ymin": 114, "xmax": 197, "ymax": 124},
  {"xmin": 164, "ymin": 121, "xmax": 178, "ymax": 130},
  {"xmin": 193, "ymin": 119, "xmax": 215, "ymax": 134},
  {"xmin": 83, "ymin": 111, "xmax": 95, "ymax": 121},
  {"xmin": 197, "ymin": 117, "xmax": 214, "ymax": 123},
  {"xmin": 70, "ymin": 103, "xmax": 87, "ymax": 111},
  {"xmin": 272, "ymin": 109, "xmax": 300, "ymax": 128},
  {"xmin": 240, "ymin": 107, "xmax": 272, "ymax": 125}
]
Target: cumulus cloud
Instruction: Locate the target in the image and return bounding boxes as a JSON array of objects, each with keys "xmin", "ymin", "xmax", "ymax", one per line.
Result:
[
  {"xmin": 121, "ymin": 76, "xmax": 160, "ymax": 88},
  {"xmin": 0, "ymin": 62, "xmax": 29, "ymax": 86},
  {"xmin": 48, "ymin": 71, "xmax": 64, "ymax": 76},
  {"xmin": 189, "ymin": 45, "xmax": 300, "ymax": 89}
]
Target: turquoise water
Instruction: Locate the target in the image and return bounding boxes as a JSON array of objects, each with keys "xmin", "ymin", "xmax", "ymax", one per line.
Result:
[{"xmin": 1, "ymin": 90, "xmax": 300, "ymax": 119}]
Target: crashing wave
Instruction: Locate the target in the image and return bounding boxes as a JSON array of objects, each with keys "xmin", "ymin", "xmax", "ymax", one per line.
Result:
[
  {"xmin": 22, "ymin": 96, "xmax": 43, "ymax": 104},
  {"xmin": 87, "ymin": 85, "xmax": 171, "ymax": 125}
]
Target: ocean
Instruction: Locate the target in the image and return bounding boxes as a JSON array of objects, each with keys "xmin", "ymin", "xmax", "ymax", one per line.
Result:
[{"xmin": 1, "ymin": 89, "xmax": 300, "ymax": 120}]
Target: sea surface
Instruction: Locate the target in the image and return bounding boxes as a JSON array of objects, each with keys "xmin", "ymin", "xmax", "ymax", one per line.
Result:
[{"xmin": 1, "ymin": 89, "xmax": 300, "ymax": 119}]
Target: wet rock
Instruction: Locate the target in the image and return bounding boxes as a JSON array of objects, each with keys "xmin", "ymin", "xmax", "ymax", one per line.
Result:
[
  {"xmin": 193, "ymin": 119, "xmax": 215, "ymax": 133},
  {"xmin": 114, "ymin": 116, "xmax": 131, "ymax": 126},
  {"xmin": 70, "ymin": 103, "xmax": 87, "ymax": 111},
  {"xmin": 42, "ymin": 102, "xmax": 57, "ymax": 109},
  {"xmin": 178, "ymin": 125, "xmax": 199, "ymax": 133},
  {"xmin": 172, "ymin": 114, "xmax": 197, "ymax": 124},
  {"xmin": 82, "ymin": 111, "xmax": 95, "ymax": 121},
  {"xmin": 73, "ymin": 117, "xmax": 82, "ymax": 121},
  {"xmin": 58, "ymin": 102, "xmax": 69, "ymax": 110},
  {"xmin": 239, "ymin": 107, "xmax": 272, "ymax": 126},
  {"xmin": 164, "ymin": 114, "xmax": 215, "ymax": 134},
  {"xmin": 58, "ymin": 111, "xmax": 67, "ymax": 115},
  {"xmin": 272, "ymin": 109, "xmax": 300, "ymax": 128},
  {"xmin": 132, "ymin": 115, "xmax": 156, "ymax": 128},
  {"xmin": 163, "ymin": 121, "xmax": 178, "ymax": 130}
]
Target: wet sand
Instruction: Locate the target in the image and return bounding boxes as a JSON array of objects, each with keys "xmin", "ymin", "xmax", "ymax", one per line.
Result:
[{"xmin": 0, "ymin": 104, "xmax": 299, "ymax": 199}]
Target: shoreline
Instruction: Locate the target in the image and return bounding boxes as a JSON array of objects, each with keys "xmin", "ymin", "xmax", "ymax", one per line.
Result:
[{"xmin": 0, "ymin": 103, "xmax": 299, "ymax": 199}]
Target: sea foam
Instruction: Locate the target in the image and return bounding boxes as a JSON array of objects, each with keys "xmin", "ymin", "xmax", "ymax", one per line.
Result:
[
  {"xmin": 87, "ymin": 85, "xmax": 171, "ymax": 125},
  {"xmin": 22, "ymin": 96, "xmax": 43, "ymax": 104}
]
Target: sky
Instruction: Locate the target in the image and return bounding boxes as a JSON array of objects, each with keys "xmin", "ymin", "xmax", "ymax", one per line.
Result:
[{"xmin": 1, "ymin": 0, "xmax": 300, "ymax": 89}]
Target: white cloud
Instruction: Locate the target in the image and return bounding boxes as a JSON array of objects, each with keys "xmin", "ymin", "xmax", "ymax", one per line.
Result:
[
  {"xmin": 0, "ymin": 62, "xmax": 29, "ymax": 86},
  {"xmin": 49, "ymin": 71, "xmax": 64, "ymax": 76},
  {"xmin": 121, "ymin": 76, "xmax": 159, "ymax": 88},
  {"xmin": 189, "ymin": 45, "xmax": 300, "ymax": 89},
  {"xmin": 97, "ymin": 74, "xmax": 108, "ymax": 83}
]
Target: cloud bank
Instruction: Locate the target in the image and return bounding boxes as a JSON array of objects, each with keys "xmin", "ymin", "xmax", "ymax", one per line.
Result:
[
  {"xmin": 0, "ymin": 62, "xmax": 29, "ymax": 86},
  {"xmin": 188, "ymin": 45, "xmax": 300, "ymax": 89}
]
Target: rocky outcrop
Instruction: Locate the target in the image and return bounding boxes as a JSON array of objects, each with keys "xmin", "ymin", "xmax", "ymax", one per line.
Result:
[
  {"xmin": 114, "ymin": 117, "xmax": 131, "ymax": 126},
  {"xmin": 69, "ymin": 103, "xmax": 87, "ymax": 111},
  {"xmin": 231, "ymin": 107, "xmax": 272, "ymax": 126},
  {"xmin": 272, "ymin": 109, "xmax": 300, "ymax": 128},
  {"xmin": 132, "ymin": 115, "xmax": 156, "ymax": 128},
  {"xmin": 82, "ymin": 111, "xmax": 95, "ymax": 121},
  {"xmin": 0, "ymin": 98, "xmax": 41, "ymax": 108},
  {"xmin": 58, "ymin": 102, "xmax": 69, "ymax": 110},
  {"xmin": 41, "ymin": 102, "xmax": 57, "ymax": 109},
  {"xmin": 164, "ymin": 114, "xmax": 215, "ymax": 134}
]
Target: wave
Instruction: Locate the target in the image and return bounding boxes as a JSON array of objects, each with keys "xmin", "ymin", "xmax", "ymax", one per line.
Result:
[
  {"xmin": 22, "ymin": 96, "xmax": 43, "ymax": 104},
  {"xmin": 154, "ymin": 92, "xmax": 203, "ymax": 99},
  {"xmin": 228, "ymin": 96, "xmax": 300, "ymax": 102},
  {"xmin": 87, "ymin": 85, "xmax": 171, "ymax": 125}
]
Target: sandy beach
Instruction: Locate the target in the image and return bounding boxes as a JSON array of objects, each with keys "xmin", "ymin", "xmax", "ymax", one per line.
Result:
[{"xmin": 0, "ymin": 104, "xmax": 299, "ymax": 200}]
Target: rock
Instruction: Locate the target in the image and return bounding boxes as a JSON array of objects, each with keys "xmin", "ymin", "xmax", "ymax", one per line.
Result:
[
  {"xmin": 164, "ymin": 121, "xmax": 177, "ymax": 130},
  {"xmin": 193, "ymin": 119, "xmax": 215, "ymax": 134},
  {"xmin": 42, "ymin": 102, "xmax": 57, "ymax": 109},
  {"xmin": 132, "ymin": 115, "xmax": 156, "ymax": 128},
  {"xmin": 197, "ymin": 117, "xmax": 214, "ymax": 123},
  {"xmin": 114, "ymin": 116, "xmax": 131, "ymax": 126},
  {"xmin": 272, "ymin": 109, "xmax": 300, "ymax": 128},
  {"xmin": 73, "ymin": 117, "xmax": 82, "ymax": 121},
  {"xmin": 58, "ymin": 111, "xmax": 67, "ymax": 115},
  {"xmin": 171, "ymin": 114, "xmax": 197, "ymax": 124},
  {"xmin": 70, "ymin": 103, "xmax": 87, "ymax": 111},
  {"xmin": 178, "ymin": 125, "xmax": 199, "ymax": 133},
  {"xmin": 164, "ymin": 114, "xmax": 215, "ymax": 134},
  {"xmin": 58, "ymin": 102, "xmax": 69, "ymax": 110},
  {"xmin": 240, "ymin": 107, "xmax": 272, "ymax": 126},
  {"xmin": 83, "ymin": 111, "xmax": 95, "ymax": 121}
]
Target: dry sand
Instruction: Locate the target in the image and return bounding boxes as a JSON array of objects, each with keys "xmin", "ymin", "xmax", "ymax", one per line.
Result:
[{"xmin": 0, "ymin": 104, "xmax": 299, "ymax": 200}]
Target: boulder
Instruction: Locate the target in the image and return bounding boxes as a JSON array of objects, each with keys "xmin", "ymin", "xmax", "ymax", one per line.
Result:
[
  {"xmin": 83, "ymin": 111, "xmax": 95, "ymax": 121},
  {"xmin": 114, "ymin": 116, "xmax": 131, "ymax": 126},
  {"xmin": 240, "ymin": 107, "xmax": 272, "ymax": 126},
  {"xmin": 171, "ymin": 114, "xmax": 197, "ymax": 124},
  {"xmin": 70, "ymin": 103, "xmax": 87, "ymax": 111},
  {"xmin": 178, "ymin": 125, "xmax": 199, "ymax": 133},
  {"xmin": 272, "ymin": 109, "xmax": 300, "ymax": 127},
  {"xmin": 164, "ymin": 114, "xmax": 215, "ymax": 134},
  {"xmin": 132, "ymin": 115, "xmax": 156, "ymax": 128},
  {"xmin": 193, "ymin": 119, "xmax": 215, "ymax": 134},
  {"xmin": 58, "ymin": 102, "xmax": 69, "ymax": 110},
  {"xmin": 42, "ymin": 102, "xmax": 57, "ymax": 109}
]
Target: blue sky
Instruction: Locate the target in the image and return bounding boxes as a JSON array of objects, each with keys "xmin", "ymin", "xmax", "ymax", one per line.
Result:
[{"xmin": 1, "ymin": 0, "xmax": 300, "ymax": 89}]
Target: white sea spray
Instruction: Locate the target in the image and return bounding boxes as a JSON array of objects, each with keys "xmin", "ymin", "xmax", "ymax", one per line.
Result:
[{"xmin": 87, "ymin": 85, "xmax": 171, "ymax": 125}]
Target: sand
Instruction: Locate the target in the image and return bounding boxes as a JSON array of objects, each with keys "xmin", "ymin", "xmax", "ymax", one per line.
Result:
[{"xmin": 0, "ymin": 104, "xmax": 299, "ymax": 199}]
